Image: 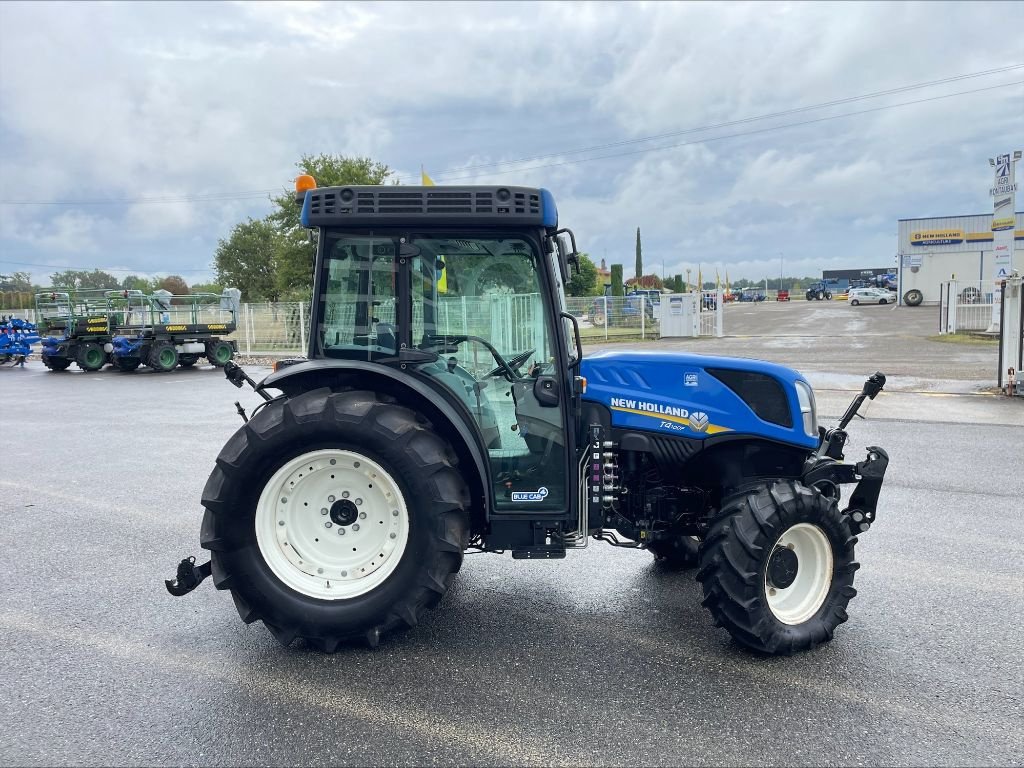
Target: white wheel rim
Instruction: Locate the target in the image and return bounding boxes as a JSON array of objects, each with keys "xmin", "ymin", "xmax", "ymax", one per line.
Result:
[
  {"xmin": 764, "ymin": 523, "xmax": 833, "ymax": 625},
  {"xmin": 255, "ymin": 449, "xmax": 409, "ymax": 600}
]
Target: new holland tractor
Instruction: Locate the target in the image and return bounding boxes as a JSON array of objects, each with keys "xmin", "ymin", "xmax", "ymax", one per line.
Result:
[{"xmin": 167, "ymin": 180, "xmax": 889, "ymax": 656}]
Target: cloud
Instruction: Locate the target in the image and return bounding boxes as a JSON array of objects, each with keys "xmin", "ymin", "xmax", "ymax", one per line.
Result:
[{"xmin": 0, "ymin": 0, "xmax": 1021, "ymax": 286}]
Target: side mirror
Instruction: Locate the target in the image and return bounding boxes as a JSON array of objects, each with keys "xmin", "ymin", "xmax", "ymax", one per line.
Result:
[{"xmin": 554, "ymin": 228, "xmax": 581, "ymax": 276}]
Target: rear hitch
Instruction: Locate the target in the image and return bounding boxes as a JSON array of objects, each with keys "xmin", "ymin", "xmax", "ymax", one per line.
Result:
[{"xmin": 165, "ymin": 556, "xmax": 212, "ymax": 597}]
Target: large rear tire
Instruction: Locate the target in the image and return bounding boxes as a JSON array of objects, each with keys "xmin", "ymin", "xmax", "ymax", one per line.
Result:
[
  {"xmin": 200, "ymin": 389, "xmax": 470, "ymax": 650},
  {"xmin": 904, "ymin": 289, "xmax": 923, "ymax": 306},
  {"xmin": 697, "ymin": 480, "xmax": 858, "ymax": 655}
]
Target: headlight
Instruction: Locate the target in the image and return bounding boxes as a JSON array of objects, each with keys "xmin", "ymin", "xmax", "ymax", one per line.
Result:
[{"xmin": 795, "ymin": 381, "xmax": 817, "ymax": 437}]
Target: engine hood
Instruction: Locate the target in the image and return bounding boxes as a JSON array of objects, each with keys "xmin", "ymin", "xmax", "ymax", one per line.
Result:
[{"xmin": 579, "ymin": 350, "xmax": 817, "ymax": 449}]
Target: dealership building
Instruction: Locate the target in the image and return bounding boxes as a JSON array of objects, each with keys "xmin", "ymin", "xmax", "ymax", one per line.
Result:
[{"xmin": 897, "ymin": 211, "xmax": 1023, "ymax": 305}]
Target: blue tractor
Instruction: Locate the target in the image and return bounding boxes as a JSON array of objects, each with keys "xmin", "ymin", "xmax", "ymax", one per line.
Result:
[{"xmin": 168, "ymin": 182, "xmax": 889, "ymax": 656}]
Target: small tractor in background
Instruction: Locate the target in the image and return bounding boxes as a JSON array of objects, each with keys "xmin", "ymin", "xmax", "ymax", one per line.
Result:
[
  {"xmin": 110, "ymin": 289, "xmax": 239, "ymax": 372},
  {"xmin": 805, "ymin": 281, "xmax": 834, "ymax": 301},
  {"xmin": 0, "ymin": 316, "xmax": 40, "ymax": 367},
  {"xmin": 777, "ymin": 289, "xmax": 790, "ymax": 302},
  {"xmin": 169, "ymin": 180, "xmax": 890, "ymax": 657}
]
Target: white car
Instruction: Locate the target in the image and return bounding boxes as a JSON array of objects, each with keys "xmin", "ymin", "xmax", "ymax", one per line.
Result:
[{"xmin": 848, "ymin": 288, "xmax": 894, "ymax": 305}]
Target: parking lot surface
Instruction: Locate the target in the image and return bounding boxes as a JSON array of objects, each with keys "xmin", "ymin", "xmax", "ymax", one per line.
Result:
[{"xmin": 2, "ymin": 301, "xmax": 1022, "ymax": 766}]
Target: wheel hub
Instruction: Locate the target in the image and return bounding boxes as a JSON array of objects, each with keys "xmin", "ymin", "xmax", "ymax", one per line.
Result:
[
  {"xmin": 330, "ymin": 498, "xmax": 359, "ymax": 527},
  {"xmin": 767, "ymin": 547, "xmax": 799, "ymax": 589}
]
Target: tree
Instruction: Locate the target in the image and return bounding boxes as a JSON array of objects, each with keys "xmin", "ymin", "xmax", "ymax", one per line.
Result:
[
  {"xmin": 625, "ymin": 274, "xmax": 664, "ymax": 290},
  {"xmin": 634, "ymin": 227, "xmax": 642, "ymax": 281},
  {"xmin": 673, "ymin": 273, "xmax": 684, "ymax": 292},
  {"xmin": 50, "ymin": 269, "xmax": 120, "ymax": 290},
  {"xmin": 121, "ymin": 275, "xmax": 153, "ymax": 293},
  {"xmin": 157, "ymin": 275, "xmax": 190, "ymax": 297},
  {"xmin": 214, "ymin": 217, "xmax": 284, "ymax": 301},
  {"xmin": 566, "ymin": 252, "xmax": 600, "ymax": 297},
  {"xmin": 610, "ymin": 264, "xmax": 624, "ymax": 297},
  {"xmin": 268, "ymin": 154, "xmax": 395, "ymax": 300}
]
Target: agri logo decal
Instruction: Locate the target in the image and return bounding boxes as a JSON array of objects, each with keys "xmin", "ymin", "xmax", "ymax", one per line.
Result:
[
  {"xmin": 688, "ymin": 411, "xmax": 710, "ymax": 432},
  {"xmin": 511, "ymin": 487, "xmax": 549, "ymax": 502},
  {"xmin": 995, "ymin": 154, "xmax": 1010, "ymax": 179}
]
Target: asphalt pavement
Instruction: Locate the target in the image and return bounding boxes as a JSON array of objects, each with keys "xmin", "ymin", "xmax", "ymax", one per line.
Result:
[{"xmin": 1, "ymin": 302, "xmax": 1022, "ymax": 766}]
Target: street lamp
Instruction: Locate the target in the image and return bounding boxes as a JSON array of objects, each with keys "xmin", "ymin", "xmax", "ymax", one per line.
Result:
[
  {"xmin": 779, "ymin": 253, "xmax": 784, "ymax": 292},
  {"xmin": 686, "ymin": 268, "xmax": 692, "ymax": 293}
]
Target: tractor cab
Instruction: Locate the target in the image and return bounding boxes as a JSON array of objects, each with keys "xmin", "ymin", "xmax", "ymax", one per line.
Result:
[{"xmin": 259, "ymin": 182, "xmax": 585, "ymax": 551}]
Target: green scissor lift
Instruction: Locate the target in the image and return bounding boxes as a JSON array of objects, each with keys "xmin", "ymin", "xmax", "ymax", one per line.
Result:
[
  {"xmin": 109, "ymin": 290, "xmax": 239, "ymax": 372},
  {"xmin": 36, "ymin": 289, "xmax": 119, "ymax": 372}
]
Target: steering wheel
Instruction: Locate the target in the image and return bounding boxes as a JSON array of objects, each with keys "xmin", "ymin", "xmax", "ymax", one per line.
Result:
[{"xmin": 486, "ymin": 348, "xmax": 535, "ymax": 380}]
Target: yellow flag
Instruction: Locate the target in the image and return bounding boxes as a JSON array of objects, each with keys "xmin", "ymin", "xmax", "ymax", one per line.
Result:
[
  {"xmin": 421, "ymin": 166, "xmax": 435, "ymax": 186},
  {"xmin": 715, "ymin": 269, "xmax": 721, "ymax": 288},
  {"xmin": 436, "ymin": 256, "xmax": 447, "ymax": 294},
  {"xmin": 697, "ymin": 267, "xmax": 703, "ymax": 292}
]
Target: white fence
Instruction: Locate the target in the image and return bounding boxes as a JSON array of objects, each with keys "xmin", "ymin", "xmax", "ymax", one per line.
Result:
[{"xmin": 938, "ymin": 280, "xmax": 998, "ymax": 334}]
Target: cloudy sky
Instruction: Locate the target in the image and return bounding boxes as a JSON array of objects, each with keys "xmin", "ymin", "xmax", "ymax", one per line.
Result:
[{"xmin": 1, "ymin": 1, "xmax": 1022, "ymax": 287}]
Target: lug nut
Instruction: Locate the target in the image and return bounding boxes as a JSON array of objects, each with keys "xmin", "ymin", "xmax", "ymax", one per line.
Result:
[
  {"xmin": 352, "ymin": 524, "xmax": 360, "ymax": 532},
  {"xmin": 338, "ymin": 528, "xmax": 346, "ymax": 535},
  {"xmin": 278, "ymin": 520, "xmax": 285, "ymax": 526},
  {"xmin": 392, "ymin": 510, "xmax": 399, "ymax": 517},
  {"xmin": 359, "ymin": 512, "xmax": 367, "ymax": 520},
  {"xmin": 355, "ymin": 498, "xmax": 363, "ymax": 506},
  {"xmin": 389, "ymin": 532, "xmax": 397, "ymax": 539},
  {"xmin": 324, "ymin": 522, "xmax": 333, "ymax": 529},
  {"xmin": 321, "ymin": 508, "xmax": 328, "ymax": 515},
  {"xmin": 328, "ymin": 495, "xmax": 335, "ymax": 502},
  {"xmin": 342, "ymin": 491, "xmax": 350, "ymax": 499}
]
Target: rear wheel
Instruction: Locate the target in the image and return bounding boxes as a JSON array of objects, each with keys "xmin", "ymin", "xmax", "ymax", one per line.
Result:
[
  {"xmin": 648, "ymin": 536, "xmax": 699, "ymax": 569},
  {"xmin": 148, "ymin": 341, "xmax": 178, "ymax": 372},
  {"xmin": 697, "ymin": 480, "xmax": 858, "ymax": 655},
  {"xmin": 76, "ymin": 343, "xmax": 106, "ymax": 372},
  {"xmin": 851, "ymin": 299, "xmax": 859, "ymax": 306},
  {"xmin": 206, "ymin": 340, "xmax": 233, "ymax": 367},
  {"xmin": 904, "ymin": 289, "xmax": 923, "ymax": 306},
  {"xmin": 200, "ymin": 389, "xmax": 470, "ymax": 650}
]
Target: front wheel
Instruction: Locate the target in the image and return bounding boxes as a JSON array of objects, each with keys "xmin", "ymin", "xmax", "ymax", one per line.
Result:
[
  {"xmin": 697, "ymin": 481, "xmax": 858, "ymax": 655},
  {"xmin": 851, "ymin": 299, "xmax": 859, "ymax": 306},
  {"xmin": 42, "ymin": 355, "xmax": 71, "ymax": 371},
  {"xmin": 200, "ymin": 389, "xmax": 470, "ymax": 650}
]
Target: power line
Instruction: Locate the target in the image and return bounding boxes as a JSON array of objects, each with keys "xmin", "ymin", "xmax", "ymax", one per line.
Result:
[
  {"xmin": 403, "ymin": 80, "xmax": 1024, "ymax": 183},
  {"xmin": 3, "ymin": 65, "xmax": 1022, "ymax": 206},
  {"xmin": 407, "ymin": 64, "xmax": 1024, "ymax": 178}
]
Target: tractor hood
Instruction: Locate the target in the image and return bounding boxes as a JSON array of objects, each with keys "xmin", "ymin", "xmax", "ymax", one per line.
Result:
[{"xmin": 580, "ymin": 350, "xmax": 818, "ymax": 449}]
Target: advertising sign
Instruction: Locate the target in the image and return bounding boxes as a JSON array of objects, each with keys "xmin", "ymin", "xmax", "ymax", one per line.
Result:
[{"xmin": 989, "ymin": 151, "xmax": 1021, "ymax": 330}]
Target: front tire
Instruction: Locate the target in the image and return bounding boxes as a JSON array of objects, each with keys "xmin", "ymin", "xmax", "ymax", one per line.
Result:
[
  {"xmin": 697, "ymin": 481, "xmax": 858, "ymax": 655},
  {"xmin": 200, "ymin": 389, "xmax": 470, "ymax": 650}
]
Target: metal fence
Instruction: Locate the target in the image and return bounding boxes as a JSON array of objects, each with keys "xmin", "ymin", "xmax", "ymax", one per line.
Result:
[{"xmin": 938, "ymin": 280, "xmax": 998, "ymax": 334}]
